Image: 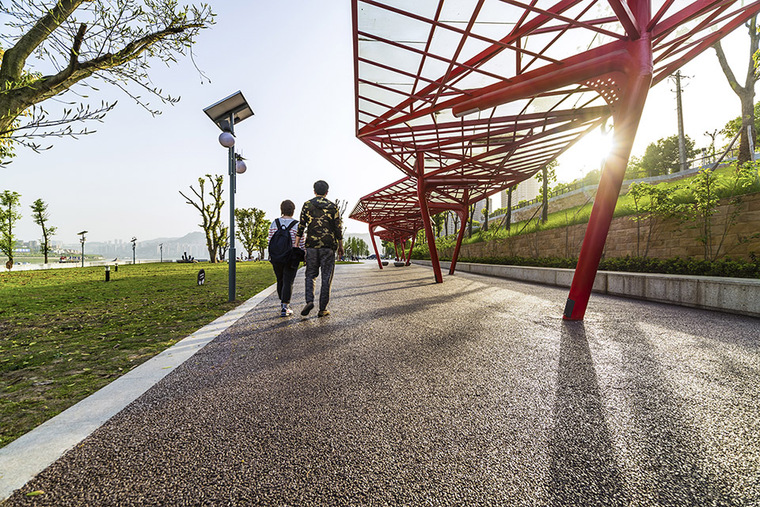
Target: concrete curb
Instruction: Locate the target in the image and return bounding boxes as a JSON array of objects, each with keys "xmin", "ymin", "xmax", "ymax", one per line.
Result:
[
  {"xmin": 412, "ymin": 260, "xmax": 760, "ymax": 318},
  {"xmin": 0, "ymin": 283, "xmax": 278, "ymax": 501}
]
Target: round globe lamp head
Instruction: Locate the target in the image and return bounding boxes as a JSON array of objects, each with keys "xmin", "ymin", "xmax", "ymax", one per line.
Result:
[
  {"xmin": 235, "ymin": 160, "xmax": 247, "ymax": 174},
  {"xmin": 218, "ymin": 132, "xmax": 235, "ymax": 148}
]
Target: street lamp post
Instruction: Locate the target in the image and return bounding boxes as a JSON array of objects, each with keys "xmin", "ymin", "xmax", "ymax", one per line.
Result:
[
  {"xmin": 159, "ymin": 243, "xmax": 163, "ymax": 263},
  {"xmin": 131, "ymin": 237, "xmax": 137, "ymax": 265},
  {"xmin": 203, "ymin": 91, "xmax": 254, "ymax": 302},
  {"xmin": 77, "ymin": 230, "xmax": 87, "ymax": 267}
]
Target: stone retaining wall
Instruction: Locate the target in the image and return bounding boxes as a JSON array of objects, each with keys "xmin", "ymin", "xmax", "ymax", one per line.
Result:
[{"xmin": 413, "ymin": 260, "xmax": 760, "ymax": 318}]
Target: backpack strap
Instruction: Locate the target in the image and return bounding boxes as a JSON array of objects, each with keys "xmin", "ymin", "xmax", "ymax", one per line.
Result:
[
  {"xmin": 285, "ymin": 220, "xmax": 297, "ymax": 231},
  {"xmin": 274, "ymin": 218, "xmax": 282, "ymax": 229}
]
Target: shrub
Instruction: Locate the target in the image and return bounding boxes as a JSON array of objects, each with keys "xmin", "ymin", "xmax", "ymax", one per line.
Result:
[{"xmin": 424, "ymin": 255, "xmax": 760, "ymax": 279}]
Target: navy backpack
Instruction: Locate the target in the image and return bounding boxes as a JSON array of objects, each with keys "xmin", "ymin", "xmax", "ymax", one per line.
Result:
[{"xmin": 268, "ymin": 219, "xmax": 296, "ymax": 263}]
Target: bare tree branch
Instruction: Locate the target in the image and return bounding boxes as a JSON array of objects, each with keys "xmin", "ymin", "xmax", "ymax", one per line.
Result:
[
  {"xmin": 713, "ymin": 41, "xmax": 745, "ymax": 95},
  {"xmin": 0, "ymin": 0, "xmax": 214, "ymax": 163},
  {"xmin": 0, "ymin": 0, "xmax": 86, "ymax": 85}
]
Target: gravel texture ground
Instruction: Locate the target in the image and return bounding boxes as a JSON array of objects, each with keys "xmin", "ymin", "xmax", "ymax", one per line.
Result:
[{"xmin": 5, "ymin": 262, "xmax": 760, "ymax": 506}]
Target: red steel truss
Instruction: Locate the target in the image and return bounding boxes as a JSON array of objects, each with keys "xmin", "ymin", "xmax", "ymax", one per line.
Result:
[{"xmin": 348, "ymin": 0, "xmax": 760, "ymax": 320}]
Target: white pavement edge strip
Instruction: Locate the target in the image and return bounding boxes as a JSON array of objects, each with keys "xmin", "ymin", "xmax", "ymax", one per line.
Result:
[{"xmin": 0, "ymin": 283, "xmax": 278, "ymax": 501}]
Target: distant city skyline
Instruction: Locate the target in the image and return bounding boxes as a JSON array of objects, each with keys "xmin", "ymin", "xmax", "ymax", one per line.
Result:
[{"xmin": 1, "ymin": 3, "xmax": 752, "ymax": 245}]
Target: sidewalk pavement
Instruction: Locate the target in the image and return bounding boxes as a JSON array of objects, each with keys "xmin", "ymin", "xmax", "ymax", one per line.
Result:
[{"xmin": 3, "ymin": 262, "xmax": 759, "ymax": 505}]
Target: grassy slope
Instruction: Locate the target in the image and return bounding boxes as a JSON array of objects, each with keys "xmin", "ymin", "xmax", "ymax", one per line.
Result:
[
  {"xmin": 0, "ymin": 261, "xmax": 277, "ymax": 448},
  {"xmin": 461, "ymin": 165, "xmax": 760, "ymax": 245}
]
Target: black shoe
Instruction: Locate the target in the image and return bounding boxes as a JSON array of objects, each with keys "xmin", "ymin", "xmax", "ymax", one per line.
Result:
[{"xmin": 301, "ymin": 302, "xmax": 314, "ymax": 316}]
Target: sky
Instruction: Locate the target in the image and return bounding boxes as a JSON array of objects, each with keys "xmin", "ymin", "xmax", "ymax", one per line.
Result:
[{"xmin": 1, "ymin": 2, "xmax": 753, "ymax": 245}]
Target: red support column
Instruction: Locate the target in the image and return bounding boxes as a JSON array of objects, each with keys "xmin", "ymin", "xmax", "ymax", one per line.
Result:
[
  {"xmin": 405, "ymin": 235, "xmax": 416, "ymax": 266},
  {"xmin": 564, "ymin": 36, "xmax": 653, "ymax": 320},
  {"xmin": 417, "ymin": 157, "xmax": 443, "ymax": 283},
  {"xmin": 369, "ymin": 225, "xmax": 383, "ymax": 269},
  {"xmin": 449, "ymin": 205, "xmax": 469, "ymax": 275}
]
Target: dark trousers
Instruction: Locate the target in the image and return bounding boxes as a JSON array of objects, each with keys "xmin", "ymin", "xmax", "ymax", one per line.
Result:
[
  {"xmin": 271, "ymin": 261, "xmax": 298, "ymax": 304},
  {"xmin": 304, "ymin": 248, "xmax": 335, "ymax": 311}
]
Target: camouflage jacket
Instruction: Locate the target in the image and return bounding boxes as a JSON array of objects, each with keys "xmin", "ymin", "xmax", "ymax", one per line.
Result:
[{"xmin": 296, "ymin": 196, "xmax": 343, "ymax": 250}]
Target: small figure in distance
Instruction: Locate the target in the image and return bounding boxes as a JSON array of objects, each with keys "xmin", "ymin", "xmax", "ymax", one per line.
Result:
[{"xmin": 294, "ymin": 180, "xmax": 344, "ymax": 318}]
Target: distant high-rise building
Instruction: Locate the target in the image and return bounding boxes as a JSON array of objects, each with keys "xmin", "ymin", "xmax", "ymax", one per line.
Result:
[
  {"xmin": 500, "ymin": 178, "xmax": 540, "ymax": 209},
  {"xmin": 440, "ymin": 196, "xmax": 495, "ymax": 236}
]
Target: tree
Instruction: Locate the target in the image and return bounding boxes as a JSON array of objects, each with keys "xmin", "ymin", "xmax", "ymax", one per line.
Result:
[
  {"xmin": 639, "ymin": 135, "xmax": 696, "ymax": 177},
  {"xmin": 624, "ymin": 155, "xmax": 645, "ymax": 180},
  {"xmin": 255, "ymin": 216, "xmax": 270, "ymax": 260},
  {"xmin": 580, "ymin": 168, "xmax": 602, "ymax": 186},
  {"xmin": 344, "ymin": 236, "xmax": 369, "ymax": 259},
  {"xmin": 216, "ymin": 224, "xmax": 228, "ymax": 262},
  {"xmin": 628, "ymin": 182, "xmax": 680, "ymax": 258},
  {"xmin": 381, "ymin": 240, "xmax": 394, "ymax": 258},
  {"xmin": 0, "ymin": 1, "xmax": 214, "ymax": 164},
  {"xmin": 687, "ymin": 162, "xmax": 759, "ymax": 261},
  {"xmin": 0, "ymin": 190, "xmax": 22, "ymax": 265},
  {"xmin": 357, "ymin": 238, "xmax": 369, "ymax": 256},
  {"xmin": 720, "ymin": 102, "xmax": 760, "ymax": 153},
  {"xmin": 713, "ymin": 15, "xmax": 759, "ymax": 164},
  {"xmin": 535, "ymin": 160, "xmax": 558, "ymax": 223},
  {"xmin": 234, "ymin": 208, "xmax": 255, "ymax": 260},
  {"xmin": 433, "ymin": 212, "xmax": 445, "ymax": 237},
  {"xmin": 30, "ymin": 198, "xmax": 56, "ymax": 263},
  {"xmin": 335, "ymin": 198, "xmax": 348, "ymax": 239},
  {"xmin": 235, "ymin": 207, "xmax": 269, "ymax": 260},
  {"xmin": 179, "ymin": 174, "xmax": 225, "ymax": 263},
  {"xmin": 416, "ymin": 229, "xmax": 426, "ymax": 246},
  {"xmin": 235, "ymin": 207, "xmax": 267, "ymax": 260}
]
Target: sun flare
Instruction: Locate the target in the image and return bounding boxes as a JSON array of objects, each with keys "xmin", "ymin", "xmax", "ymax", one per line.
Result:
[{"xmin": 556, "ymin": 128, "xmax": 614, "ymax": 182}]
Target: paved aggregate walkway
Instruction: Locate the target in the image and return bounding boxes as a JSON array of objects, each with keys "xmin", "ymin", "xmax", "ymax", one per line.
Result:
[{"xmin": 5, "ymin": 262, "xmax": 760, "ymax": 506}]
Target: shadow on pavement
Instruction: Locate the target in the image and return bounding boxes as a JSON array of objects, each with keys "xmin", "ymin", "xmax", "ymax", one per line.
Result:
[{"xmin": 548, "ymin": 322, "xmax": 627, "ymax": 506}]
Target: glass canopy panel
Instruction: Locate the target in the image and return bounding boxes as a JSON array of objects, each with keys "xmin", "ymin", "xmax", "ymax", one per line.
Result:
[{"xmin": 352, "ymin": 0, "xmax": 760, "ymax": 225}]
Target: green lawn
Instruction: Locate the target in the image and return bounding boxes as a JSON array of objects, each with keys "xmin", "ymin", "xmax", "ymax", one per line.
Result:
[{"xmin": 0, "ymin": 261, "xmax": 277, "ymax": 448}]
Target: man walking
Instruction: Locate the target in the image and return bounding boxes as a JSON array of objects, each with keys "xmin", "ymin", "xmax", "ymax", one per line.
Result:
[{"xmin": 295, "ymin": 180, "xmax": 344, "ymax": 317}]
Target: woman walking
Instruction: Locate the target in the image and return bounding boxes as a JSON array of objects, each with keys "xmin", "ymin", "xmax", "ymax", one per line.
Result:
[{"xmin": 268, "ymin": 200, "xmax": 302, "ymax": 317}]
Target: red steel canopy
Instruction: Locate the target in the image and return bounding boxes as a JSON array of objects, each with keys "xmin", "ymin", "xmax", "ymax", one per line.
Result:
[{"xmin": 349, "ymin": 0, "xmax": 760, "ymax": 320}]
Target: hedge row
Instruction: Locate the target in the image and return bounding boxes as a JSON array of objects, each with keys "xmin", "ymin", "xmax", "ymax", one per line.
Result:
[{"xmin": 442, "ymin": 255, "xmax": 760, "ymax": 279}]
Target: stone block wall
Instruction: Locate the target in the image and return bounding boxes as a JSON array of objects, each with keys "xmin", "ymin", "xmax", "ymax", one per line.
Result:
[{"xmin": 439, "ymin": 192, "xmax": 760, "ymax": 261}]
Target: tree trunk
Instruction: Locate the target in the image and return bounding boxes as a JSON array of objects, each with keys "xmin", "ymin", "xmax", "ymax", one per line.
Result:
[
  {"xmin": 468, "ymin": 204, "xmax": 474, "ymax": 237},
  {"xmin": 205, "ymin": 229, "xmax": 216, "ymax": 263},
  {"xmin": 541, "ymin": 166, "xmax": 549, "ymax": 223},
  {"xmin": 483, "ymin": 199, "xmax": 489, "ymax": 232},
  {"xmin": 506, "ymin": 187, "xmax": 513, "ymax": 230},
  {"xmin": 42, "ymin": 229, "xmax": 49, "ymax": 264},
  {"xmin": 739, "ymin": 95, "xmax": 756, "ymax": 163},
  {"xmin": 6, "ymin": 214, "xmax": 13, "ymax": 265},
  {"xmin": 713, "ymin": 15, "xmax": 758, "ymax": 164}
]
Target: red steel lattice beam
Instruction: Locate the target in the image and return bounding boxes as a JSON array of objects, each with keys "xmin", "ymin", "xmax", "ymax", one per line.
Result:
[{"xmin": 349, "ymin": 0, "xmax": 760, "ymax": 320}]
